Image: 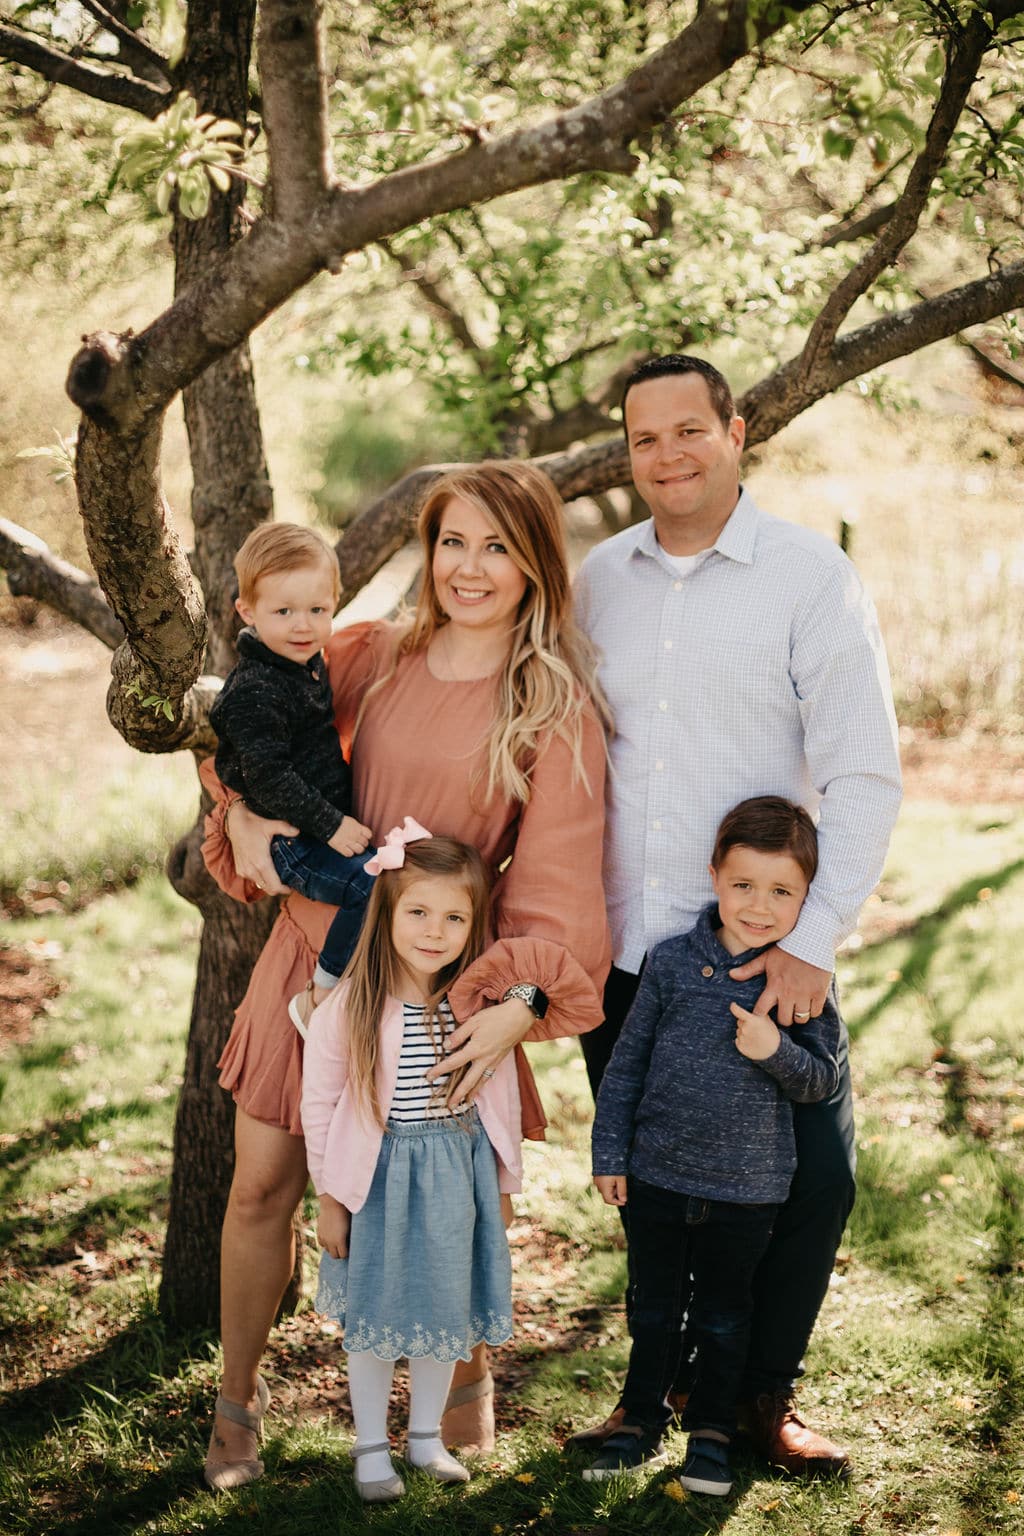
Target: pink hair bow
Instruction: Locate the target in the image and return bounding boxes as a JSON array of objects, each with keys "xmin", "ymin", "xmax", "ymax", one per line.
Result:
[{"xmin": 365, "ymin": 816, "xmax": 433, "ymax": 876}]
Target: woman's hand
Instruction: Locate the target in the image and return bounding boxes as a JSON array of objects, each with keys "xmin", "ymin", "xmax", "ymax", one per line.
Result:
[
  {"xmin": 425, "ymin": 996, "xmax": 534, "ymax": 1105},
  {"xmin": 225, "ymin": 801, "xmax": 297, "ymax": 895},
  {"xmin": 317, "ymin": 1195, "xmax": 351, "ymax": 1259}
]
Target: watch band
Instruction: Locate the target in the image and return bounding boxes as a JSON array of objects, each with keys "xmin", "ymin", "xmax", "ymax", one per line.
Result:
[{"xmin": 502, "ymin": 982, "xmax": 550, "ymax": 1020}]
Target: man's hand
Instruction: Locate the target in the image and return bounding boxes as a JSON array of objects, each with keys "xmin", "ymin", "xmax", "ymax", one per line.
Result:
[
  {"xmin": 317, "ymin": 1194, "xmax": 351, "ymax": 1259},
  {"xmin": 728, "ymin": 946, "xmax": 831, "ymax": 1026},
  {"xmin": 328, "ymin": 815, "xmax": 373, "ymax": 858},
  {"xmin": 594, "ymin": 1174, "xmax": 628, "ymax": 1207},
  {"xmin": 731, "ymin": 1001, "xmax": 781, "ymax": 1061}
]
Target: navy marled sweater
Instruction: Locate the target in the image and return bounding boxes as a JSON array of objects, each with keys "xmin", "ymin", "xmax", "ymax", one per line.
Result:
[
  {"xmin": 592, "ymin": 904, "xmax": 841, "ymax": 1204},
  {"xmin": 210, "ymin": 628, "xmax": 353, "ymax": 842}
]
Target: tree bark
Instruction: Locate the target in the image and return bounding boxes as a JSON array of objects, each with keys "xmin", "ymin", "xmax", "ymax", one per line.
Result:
[{"xmin": 154, "ymin": 0, "xmax": 284, "ymax": 1328}]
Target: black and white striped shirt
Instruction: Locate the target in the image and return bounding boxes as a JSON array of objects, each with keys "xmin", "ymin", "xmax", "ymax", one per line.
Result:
[{"xmin": 387, "ymin": 999, "xmax": 471, "ymax": 1122}]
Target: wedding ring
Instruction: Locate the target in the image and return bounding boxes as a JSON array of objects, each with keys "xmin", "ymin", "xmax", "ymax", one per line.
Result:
[
  {"xmin": 482, "ymin": 1067, "xmax": 496, "ymax": 1079},
  {"xmin": 794, "ymin": 1010, "xmax": 811, "ymax": 1020}
]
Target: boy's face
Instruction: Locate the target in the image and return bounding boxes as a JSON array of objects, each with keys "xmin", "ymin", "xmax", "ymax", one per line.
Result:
[
  {"xmin": 709, "ymin": 845, "xmax": 810, "ymax": 957},
  {"xmin": 235, "ymin": 562, "xmax": 336, "ymax": 664}
]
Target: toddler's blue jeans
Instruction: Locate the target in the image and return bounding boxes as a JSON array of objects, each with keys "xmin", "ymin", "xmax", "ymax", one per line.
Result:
[{"xmin": 270, "ymin": 834, "xmax": 375, "ymax": 987}]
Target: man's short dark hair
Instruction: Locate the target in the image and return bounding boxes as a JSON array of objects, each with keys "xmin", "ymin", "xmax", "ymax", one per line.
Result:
[
  {"xmin": 711, "ymin": 796, "xmax": 819, "ymax": 884},
  {"xmin": 621, "ymin": 355, "xmax": 735, "ymax": 432}
]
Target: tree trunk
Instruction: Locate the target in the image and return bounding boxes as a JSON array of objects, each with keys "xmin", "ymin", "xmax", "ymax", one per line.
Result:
[{"xmin": 155, "ymin": 0, "xmax": 287, "ymax": 1329}]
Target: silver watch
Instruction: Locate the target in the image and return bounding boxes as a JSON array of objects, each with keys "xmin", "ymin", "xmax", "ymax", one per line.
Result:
[{"xmin": 502, "ymin": 982, "xmax": 550, "ymax": 1020}]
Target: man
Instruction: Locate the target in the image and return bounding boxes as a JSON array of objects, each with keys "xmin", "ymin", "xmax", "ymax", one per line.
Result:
[{"xmin": 571, "ymin": 355, "xmax": 902, "ymax": 1476}]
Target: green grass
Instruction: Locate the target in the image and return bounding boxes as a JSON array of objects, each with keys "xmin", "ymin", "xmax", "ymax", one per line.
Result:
[{"xmin": 1, "ymin": 802, "xmax": 1023, "ymax": 1534}]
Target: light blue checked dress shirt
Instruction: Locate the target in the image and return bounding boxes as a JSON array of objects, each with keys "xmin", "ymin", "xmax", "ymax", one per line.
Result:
[{"xmin": 574, "ymin": 489, "xmax": 902, "ymax": 975}]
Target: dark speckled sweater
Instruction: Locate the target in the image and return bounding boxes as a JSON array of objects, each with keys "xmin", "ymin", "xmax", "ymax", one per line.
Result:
[
  {"xmin": 592, "ymin": 904, "xmax": 841, "ymax": 1205},
  {"xmin": 210, "ymin": 627, "xmax": 353, "ymax": 842}
]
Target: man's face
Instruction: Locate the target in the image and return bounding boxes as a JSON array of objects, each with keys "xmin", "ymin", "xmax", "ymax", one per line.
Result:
[{"xmin": 624, "ymin": 373, "xmax": 745, "ymax": 555}]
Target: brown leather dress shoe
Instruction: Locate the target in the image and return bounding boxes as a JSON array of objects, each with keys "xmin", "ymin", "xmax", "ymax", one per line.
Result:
[
  {"xmin": 746, "ymin": 1390, "xmax": 851, "ymax": 1478},
  {"xmin": 564, "ymin": 1405, "xmax": 626, "ymax": 1451}
]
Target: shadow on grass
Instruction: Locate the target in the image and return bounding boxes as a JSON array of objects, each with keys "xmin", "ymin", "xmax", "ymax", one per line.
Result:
[
  {"xmin": 0, "ymin": 1097, "xmax": 167, "ymax": 1173},
  {"xmin": 847, "ymin": 856, "xmax": 1024, "ymax": 1044}
]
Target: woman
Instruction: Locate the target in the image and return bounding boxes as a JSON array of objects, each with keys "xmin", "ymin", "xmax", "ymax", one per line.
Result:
[{"xmin": 200, "ymin": 461, "xmax": 611, "ymax": 1490}]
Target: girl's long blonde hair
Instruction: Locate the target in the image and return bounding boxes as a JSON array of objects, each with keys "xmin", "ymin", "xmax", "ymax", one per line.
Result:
[
  {"xmin": 343, "ymin": 837, "xmax": 491, "ymax": 1129},
  {"xmin": 358, "ymin": 460, "xmax": 609, "ymax": 806}
]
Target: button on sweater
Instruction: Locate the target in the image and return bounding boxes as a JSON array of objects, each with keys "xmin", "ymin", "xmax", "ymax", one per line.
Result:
[
  {"xmin": 210, "ymin": 627, "xmax": 354, "ymax": 842},
  {"xmin": 592, "ymin": 904, "xmax": 841, "ymax": 1205}
]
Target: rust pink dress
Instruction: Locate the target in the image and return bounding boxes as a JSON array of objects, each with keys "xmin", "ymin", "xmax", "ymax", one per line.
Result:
[{"xmin": 201, "ymin": 620, "xmax": 611, "ymax": 1139}]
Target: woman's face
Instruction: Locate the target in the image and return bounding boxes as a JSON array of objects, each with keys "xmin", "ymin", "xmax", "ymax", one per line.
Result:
[{"xmin": 431, "ymin": 496, "xmax": 528, "ymax": 639}]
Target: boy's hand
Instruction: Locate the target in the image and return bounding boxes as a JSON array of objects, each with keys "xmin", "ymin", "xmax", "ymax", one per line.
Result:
[
  {"xmin": 731, "ymin": 1002, "xmax": 781, "ymax": 1061},
  {"xmin": 328, "ymin": 815, "xmax": 373, "ymax": 858},
  {"xmin": 317, "ymin": 1195, "xmax": 351, "ymax": 1259},
  {"xmin": 594, "ymin": 1174, "xmax": 628, "ymax": 1206}
]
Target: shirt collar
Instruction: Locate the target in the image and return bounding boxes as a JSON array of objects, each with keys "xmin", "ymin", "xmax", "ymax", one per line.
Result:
[
  {"xmin": 631, "ymin": 486, "xmax": 760, "ymax": 569},
  {"xmin": 237, "ymin": 625, "xmax": 324, "ymax": 678}
]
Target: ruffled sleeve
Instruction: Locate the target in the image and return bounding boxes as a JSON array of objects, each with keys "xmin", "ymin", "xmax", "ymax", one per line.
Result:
[
  {"xmin": 198, "ymin": 754, "xmax": 265, "ymax": 904},
  {"xmin": 448, "ymin": 702, "xmax": 611, "ymax": 1043}
]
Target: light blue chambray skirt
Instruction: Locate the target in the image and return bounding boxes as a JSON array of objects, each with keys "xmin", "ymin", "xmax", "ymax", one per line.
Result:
[{"xmin": 316, "ymin": 1108, "xmax": 513, "ymax": 1362}]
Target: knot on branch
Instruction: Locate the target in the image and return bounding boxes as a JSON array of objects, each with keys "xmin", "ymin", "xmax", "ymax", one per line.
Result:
[{"xmin": 66, "ymin": 330, "xmax": 139, "ymax": 431}]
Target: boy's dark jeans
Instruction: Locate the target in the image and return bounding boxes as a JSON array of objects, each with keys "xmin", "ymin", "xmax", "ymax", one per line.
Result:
[
  {"xmin": 270, "ymin": 834, "xmax": 375, "ymax": 982},
  {"xmin": 584, "ymin": 965, "xmax": 856, "ymax": 1398},
  {"xmin": 621, "ymin": 1175, "xmax": 778, "ymax": 1438}
]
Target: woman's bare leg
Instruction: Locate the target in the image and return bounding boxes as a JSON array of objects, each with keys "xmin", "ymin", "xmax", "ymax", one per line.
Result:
[{"xmin": 206, "ymin": 1109, "xmax": 309, "ymax": 1474}]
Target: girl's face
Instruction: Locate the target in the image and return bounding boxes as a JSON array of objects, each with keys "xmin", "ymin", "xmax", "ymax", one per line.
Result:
[
  {"xmin": 391, "ymin": 874, "xmax": 475, "ymax": 992},
  {"xmin": 431, "ymin": 496, "xmax": 528, "ymax": 639}
]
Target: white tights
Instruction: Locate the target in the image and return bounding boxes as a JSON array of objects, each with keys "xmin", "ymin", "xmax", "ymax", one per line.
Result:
[{"xmin": 348, "ymin": 1351, "xmax": 458, "ymax": 1481}]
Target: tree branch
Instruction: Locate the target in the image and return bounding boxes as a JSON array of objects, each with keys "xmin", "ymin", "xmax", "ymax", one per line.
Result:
[
  {"xmin": 258, "ymin": 0, "xmax": 331, "ymax": 221},
  {"xmin": 382, "ymin": 240, "xmax": 487, "ymax": 364},
  {"xmin": 0, "ymin": 23, "xmax": 171, "ymax": 117},
  {"xmin": 735, "ymin": 259, "xmax": 1024, "ymax": 446},
  {"xmin": 75, "ymin": 0, "xmax": 171, "ymax": 82},
  {"xmin": 798, "ymin": 8, "xmax": 1005, "ymax": 378},
  {"xmin": 0, "ymin": 519, "xmax": 123, "ymax": 650},
  {"xmin": 73, "ymin": 0, "xmax": 819, "ymax": 432}
]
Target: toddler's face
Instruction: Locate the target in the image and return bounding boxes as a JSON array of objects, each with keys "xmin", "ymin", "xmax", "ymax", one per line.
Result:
[
  {"xmin": 709, "ymin": 845, "xmax": 809, "ymax": 957},
  {"xmin": 236, "ymin": 561, "xmax": 336, "ymax": 664}
]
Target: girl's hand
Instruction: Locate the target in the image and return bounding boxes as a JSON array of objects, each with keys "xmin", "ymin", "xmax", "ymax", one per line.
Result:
[
  {"xmin": 327, "ymin": 815, "xmax": 374, "ymax": 858},
  {"xmin": 731, "ymin": 1001, "xmax": 781, "ymax": 1061},
  {"xmin": 425, "ymin": 996, "xmax": 534, "ymax": 1104},
  {"xmin": 317, "ymin": 1195, "xmax": 351, "ymax": 1259},
  {"xmin": 594, "ymin": 1174, "xmax": 628, "ymax": 1206},
  {"xmin": 226, "ymin": 801, "xmax": 297, "ymax": 895}
]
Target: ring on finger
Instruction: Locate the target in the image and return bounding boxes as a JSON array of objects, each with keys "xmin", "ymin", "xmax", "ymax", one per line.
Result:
[
  {"xmin": 481, "ymin": 1067, "xmax": 496, "ymax": 1080},
  {"xmin": 794, "ymin": 1008, "xmax": 811, "ymax": 1021}
]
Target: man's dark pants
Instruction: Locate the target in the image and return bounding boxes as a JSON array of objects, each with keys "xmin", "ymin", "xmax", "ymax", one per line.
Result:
[{"xmin": 582, "ymin": 964, "xmax": 856, "ymax": 1397}]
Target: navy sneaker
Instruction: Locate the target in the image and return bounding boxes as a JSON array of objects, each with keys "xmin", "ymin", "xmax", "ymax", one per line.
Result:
[
  {"xmin": 679, "ymin": 1434, "xmax": 732, "ymax": 1496},
  {"xmin": 582, "ymin": 1424, "xmax": 668, "ymax": 1482}
]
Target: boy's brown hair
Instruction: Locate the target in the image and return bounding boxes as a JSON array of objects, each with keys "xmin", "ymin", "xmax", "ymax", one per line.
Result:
[
  {"xmin": 711, "ymin": 796, "xmax": 818, "ymax": 883},
  {"xmin": 234, "ymin": 523, "xmax": 340, "ymax": 608}
]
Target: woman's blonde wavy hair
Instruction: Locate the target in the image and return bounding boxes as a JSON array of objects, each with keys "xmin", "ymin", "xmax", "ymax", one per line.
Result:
[
  {"xmin": 343, "ymin": 837, "xmax": 492, "ymax": 1129},
  {"xmin": 363, "ymin": 460, "xmax": 608, "ymax": 805}
]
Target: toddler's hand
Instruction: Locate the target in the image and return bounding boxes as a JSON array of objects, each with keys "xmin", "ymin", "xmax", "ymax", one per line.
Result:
[
  {"xmin": 328, "ymin": 816, "xmax": 373, "ymax": 858},
  {"xmin": 317, "ymin": 1196, "xmax": 351, "ymax": 1259},
  {"xmin": 594, "ymin": 1174, "xmax": 628, "ymax": 1206},
  {"xmin": 731, "ymin": 1002, "xmax": 781, "ymax": 1061}
]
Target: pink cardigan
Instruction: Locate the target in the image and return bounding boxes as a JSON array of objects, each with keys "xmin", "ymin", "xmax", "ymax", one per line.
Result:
[{"xmin": 301, "ymin": 981, "xmax": 523, "ymax": 1213}]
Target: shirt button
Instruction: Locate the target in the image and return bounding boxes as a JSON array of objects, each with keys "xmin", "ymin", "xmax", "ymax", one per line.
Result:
[
  {"xmin": 650, "ymin": 877, "xmax": 660, "ymax": 888},
  {"xmin": 673, "ymin": 581, "xmax": 683, "ymax": 591},
  {"xmin": 653, "ymin": 819, "xmax": 662, "ymax": 830},
  {"xmin": 701, "ymin": 965, "xmax": 714, "ymax": 978},
  {"xmin": 655, "ymin": 760, "xmax": 664, "ymax": 771},
  {"xmin": 664, "ymin": 640, "xmax": 673, "ymax": 650},
  {"xmin": 658, "ymin": 700, "xmax": 668, "ymax": 711}
]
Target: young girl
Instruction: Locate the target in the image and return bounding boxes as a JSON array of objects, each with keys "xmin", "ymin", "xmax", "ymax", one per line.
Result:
[{"xmin": 301, "ymin": 828, "xmax": 521, "ymax": 1503}]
